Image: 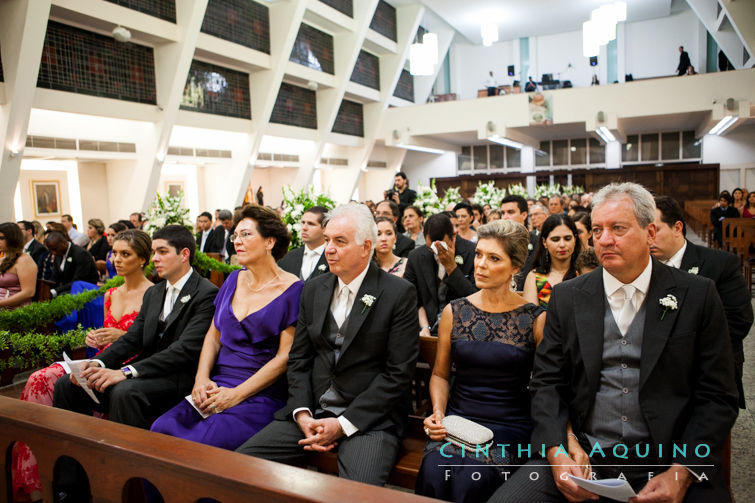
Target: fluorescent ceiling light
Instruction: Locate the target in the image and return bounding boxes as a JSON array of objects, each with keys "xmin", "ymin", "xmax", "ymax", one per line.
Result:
[
  {"xmin": 481, "ymin": 22, "xmax": 498, "ymax": 46},
  {"xmin": 707, "ymin": 115, "xmax": 738, "ymax": 136},
  {"xmin": 582, "ymin": 20, "xmax": 600, "ymax": 57},
  {"xmin": 488, "ymin": 136, "xmax": 524, "ymax": 149},
  {"xmin": 395, "ymin": 143, "xmax": 445, "ymax": 155},
  {"xmin": 423, "ymin": 32, "xmax": 439, "ymax": 65},
  {"xmin": 409, "ymin": 42, "xmax": 434, "ymax": 76},
  {"xmin": 595, "ymin": 127, "xmax": 616, "ymax": 143}
]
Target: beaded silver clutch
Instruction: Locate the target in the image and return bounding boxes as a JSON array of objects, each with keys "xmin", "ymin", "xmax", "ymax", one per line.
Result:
[{"xmin": 442, "ymin": 415, "xmax": 494, "ymax": 450}]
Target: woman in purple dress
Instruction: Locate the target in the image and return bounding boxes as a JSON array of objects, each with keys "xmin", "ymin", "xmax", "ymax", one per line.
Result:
[{"xmin": 151, "ymin": 205, "xmax": 303, "ymax": 450}]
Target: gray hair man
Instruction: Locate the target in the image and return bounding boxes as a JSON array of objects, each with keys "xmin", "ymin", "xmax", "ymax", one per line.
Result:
[
  {"xmin": 237, "ymin": 202, "xmax": 419, "ymax": 486},
  {"xmin": 490, "ymin": 182, "xmax": 738, "ymax": 503}
]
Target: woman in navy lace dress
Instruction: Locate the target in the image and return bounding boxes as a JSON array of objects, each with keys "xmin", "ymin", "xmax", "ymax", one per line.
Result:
[{"xmin": 416, "ymin": 220, "xmax": 545, "ymax": 503}]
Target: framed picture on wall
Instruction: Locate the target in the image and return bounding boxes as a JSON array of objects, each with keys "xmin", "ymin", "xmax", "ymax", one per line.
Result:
[
  {"xmin": 166, "ymin": 182, "xmax": 184, "ymax": 198},
  {"xmin": 31, "ymin": 180, "xmax": 61, "ymax": 218}
]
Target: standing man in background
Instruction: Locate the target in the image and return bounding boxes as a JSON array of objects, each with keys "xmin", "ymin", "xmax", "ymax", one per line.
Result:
[
  {"xmin": 677, "ymin": 45, "xmax": 691, "ymax": 76},
  {"xmin": 485, "ymin": 70, "xmax": 497, "ymax": 96}
]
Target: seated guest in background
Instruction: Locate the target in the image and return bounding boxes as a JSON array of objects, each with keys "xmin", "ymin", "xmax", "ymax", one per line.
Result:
[
  {"xmin": 575, "ymin": 247, "xmax": 599, "ymax": 275},
  {"xmin": 44, "ymin": 230, "xmax": 99, "ymax": 297},
  {"xmin": 195, "ymin": 211, "xmax": 214, "ymax": 253},
  {"xmin": 278, "ymin": 206, "xmax": 329, "ymax": 281},
  {"xmin": 416, "ymin": 220, "xmax": 545, "ymax": 503},
  {"xmin": 742, "ymin": 191, "xmax": 755, "ymax": 218},
  {"xmin": 17, "ymin": 220, "xmax": 46, "ymax": 263},
  {"xmin": 53, "ymin": 224, "xmax": 218, "ymax": 429},
  {"xmin": 490, "ymin": 182, "xmax": 739, "ymax": 503},
  {"xmin": 453, "ymin": 202, "xmax": 478, "ymax": 243},
  {"xmin": 152, "ymin": 205, "xmax": 302, "ymax": 450},
  {"xmin": 0, "ymin": 223, "xmax": 38, "ymax": 310},
  {"xmin": 103, "ymin": 222, "xmax": 128, "ymax": 278},
  {"xmin": 236, "ymin": 203, "xmax": 419, "ymax": 487},
  {"xmin": 374, "ymin": 217, "xmax": 407, "ymax": 277},
  {"xmin": 85, "ymin": 218, "xmax": 110, "ymax": 262},
  {"xmin": 710, "ymin": 192, "xmax": 739, "ymax": 247},
  {"xmin": 548, "ymin": 195, "xmax": 565, "ymax": 216},
  {"xmin": 524, "ymin": 76, "xmax": 537, "ymax": 92},
  {"xmin": 405, "ymin": 213, "xmax": 477, "ymax": 337},
  {"xmin": 12, "ymin": 230, "xmax": 152, "ymax": 502},
  {"xmin": 61, "ymin": 214, "xmax": 89, "ymax": 247},
  {"xmin": 36, "ymin": 225, "xmax": 68, "ymax": 282},
  {"xmin": 375, "ymin": 199, "xmax": 415, "ymax": 257},
  {"xmin": 471, "ymin": 203, "xmax": 485, "ymax": 228},
  {"xmin": 500, "ymin": 195, "xmax": 536, "ymax": 290},
  {"xmin": 528, "ymin": 204, "xmax": 549, "ymax": 235},
  {"xmin": 580, "ymin": 192, "xmax": 592, "ymax": 208},
  {"xmin": 207, "ymin": 209, "xmax": 235, "ymax": 262},
  {"xmin": 129, "ymin": 212, "xmax": 144, "ymax": 230},
  {"xmin": 402, "ymin": 205, "xmax": 425, "ymax": 248},
  {"xmin": 119, "ymin": 218, "xmax": 135, "ymax": 229},
  {"xmin": 32, "ymin": 221, "xmax": 45, "ymax": 244},
  {"xmin": 652, "ymin": 196, "xmax": 753, "ymax": 409},
  {"xmin": 523, "ymin": 214, "xmax": 580, "ymax": 308},
  {"xmin": 567, "ymin": 200, "xmax": 580, "ymax": 215},
  {"xmin": 732, "ymin": 187, "xmax": 745, "ymax": 213},
  {"xmin": 572, "ymin": 210, "xmax": 593, "ymax": 249},
  {"xmin": 486, "ymin": 209, "xmax": 502, "ymax": 222}
]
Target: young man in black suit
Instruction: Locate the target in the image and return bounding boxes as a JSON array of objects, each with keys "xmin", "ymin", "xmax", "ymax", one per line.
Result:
[
  {"xmin": 490, "ymin": 183, "xmax": 739, "ymax": 503},
  {"xmin": 404, "ymin": 213, "xmax": 476, "ymax": 336},
  {"xmin": 501, "ymin": 195, "xmax": 538, "ymax": 290},
  {"xmin": 277, "ymin": 206, "xmax": 329, "ymax": 280},
  {"xmin": 53, "ymin": 225, "xmax": 218, "ymax": 428},
  {"xmin": 237, "ymin": 203, "xmax": 419, "ymax": 486},
  {"xmin": 205, "ymin": 209, "xmax": 234, "ymax": 261},
  {"xmin": 195, "ymin": 211, "xmax": 214, "ymax": 252},
  {"xmin": 43, "ymin": 230, "xmax": 99, "ymax": 297},
  {"xmin": 652, "ymin": 195, "xmax": 753, "ymax": 408},
  {"xmin": 17, "ymin": 220, "xmax": 46, "ymax": 263}
]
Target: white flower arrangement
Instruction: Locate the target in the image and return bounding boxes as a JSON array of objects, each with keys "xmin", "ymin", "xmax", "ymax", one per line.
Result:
[
  {"xmin": 454, "ymin": 255, "xmax": 464, "ymax": 265},
  {"xmin": 473, "ymin": 181, "xmax": 505, "ymax": 208},
  {"xmin": 659, "ymin": 294, "xmax": 678, "ymax": 320},
  {"xmin": 535, "ymin": 183, "xmax": 563, "ymax": 199},
  {"xmin": 440, "ymin": 186, "xmax": 463, "ymax": 209},
  {"xmin": 281, "ymin": 185, "xmax": 335, "ymax": 250},
  {"xmin": 413, "ymin": 180, "xmax": 442, "ymax": 216},
  {"xmin": 562, "ymin": 185, "xmax": 586, "ymax": 196},
  {"xmin": 506, "ymin": 183, "xmax": 528, "ymax": 198},
  {"xmin": 360, "ymin": 294, "xmax": 376, "ymax": 313},
  {"xmin": 687, "ymin": 267, "xmax": 699, "ymax": 275},
  {"xmin": 145, "ymin": 191, "xmax": 193, "ymax": 234}
]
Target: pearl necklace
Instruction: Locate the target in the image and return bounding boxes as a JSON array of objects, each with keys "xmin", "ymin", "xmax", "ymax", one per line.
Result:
[{"xmin": 246, "ymin": 269, "xmax": 280, "ymax": 293}]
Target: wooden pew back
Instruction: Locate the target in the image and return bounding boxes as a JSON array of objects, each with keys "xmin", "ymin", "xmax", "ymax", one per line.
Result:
[{"xmin": 0, "ymin": 397, "xmax": 435, "ymax": 503}]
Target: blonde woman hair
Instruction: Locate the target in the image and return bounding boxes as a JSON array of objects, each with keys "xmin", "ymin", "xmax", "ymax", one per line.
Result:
[{"xmin": 476, "ymin": 219, "xmax": 530, "ymax": 268}]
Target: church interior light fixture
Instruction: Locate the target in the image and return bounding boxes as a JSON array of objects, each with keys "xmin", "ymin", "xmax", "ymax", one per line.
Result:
[
  {"xmin": 582, "ymin": 2, "xmax": 625, "ymax": 58},
  {"xmin": 481, "ymin": 22, "xmax": 498, "ymax": 47}
]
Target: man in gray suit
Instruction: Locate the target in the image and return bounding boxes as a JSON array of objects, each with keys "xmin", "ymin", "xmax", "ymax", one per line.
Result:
[
  {"xmin": 237, "ymin": 203, "xmax": 419, "ymax": 486},
  {"xmin": 490, "ymin": 183, "xmax": 738, "ymax": 503}
]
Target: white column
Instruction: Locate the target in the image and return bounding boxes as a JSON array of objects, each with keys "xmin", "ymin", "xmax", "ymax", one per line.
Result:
[
  {"xmin": 520, "ymin": 146, "xmax": 537, "ymax": 197},
  {"xmin": 0, "ymin": 0, "xmax": 52, "ymax": 221}
]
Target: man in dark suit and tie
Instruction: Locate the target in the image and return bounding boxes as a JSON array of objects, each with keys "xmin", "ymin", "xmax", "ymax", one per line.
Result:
[
  {"xmin": 236, "ymin": 203, "xmax": 419, "ymax": 486},
  {"xmin": 278, "ymin": 206, "xmax": 329, "ymax": 280},
  {"xmin": 18, "ymin": 220, "xmax": 46, "ymax": 263},
  {"xmin": 205, "ymin": 209, "xmax": 234, "ymax": 262},
  {"xmin": 490, "ymin": 183, "xmax": 738, "ymax": 503},
  {"xmin": 53, "ymin": 225, "xmax": 218, "ymax": 428},
  {"xmin": 404, "ymin": 213, "xmax": 476, "ymax": 337},
  {"xmin": 43, "ymin": 231, "xmax": 99, "ymax": 297},
  {"xmin": 375, "ymin": 200, "xmax": 415, "ymax": 257},
  {"xmin": 195, "ymin": 211, "xmax": 214, "ymax": 253},
  {"xmin": 652, "ymin": 196, "xmax": 752, "ymax": 408}
]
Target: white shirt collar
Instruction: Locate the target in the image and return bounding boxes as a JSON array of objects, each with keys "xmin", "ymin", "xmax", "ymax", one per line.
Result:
[
  {"xmin": 337, "ymin": 262, "xmax": 370, "ymax": 297},
  {"xmin": 663, "ymin": 240, "xmax": 687, "ymax": 269},
  {"xmin": 166, "ymin": 268, "xmax": 193, "ymax": 293},
  {"xmin": 602, "ymin": 256, "xmax": 653, "ymax": 298},
  {"xmin": 305, "ymin": 242, "xmax": 326, "ymax": 256},
  {"xmin": 23, "ymin": 239, "xmax": 32, "ymax": 252}
]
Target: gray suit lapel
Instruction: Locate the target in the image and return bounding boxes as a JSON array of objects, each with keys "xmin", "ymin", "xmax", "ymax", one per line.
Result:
[
  {"xmin": 574, "ymin": 270, "xmax": 607, "ymax": 392},
  {"xmin": 640, "ymin": 260, "xmax": 686, "ymax": 389}
]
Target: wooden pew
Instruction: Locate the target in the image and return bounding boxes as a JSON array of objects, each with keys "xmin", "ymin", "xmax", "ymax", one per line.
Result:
[
  {"xmin": 203, "ymin": 252, "xmax": 226, "ymax": 288},
  {"xmin": 683, "ymin": 200, "xmax": 715, "ymax": 244},
  {"xmin": 0, "ymin": 397, "xmax": 436, "ymax": 503}
]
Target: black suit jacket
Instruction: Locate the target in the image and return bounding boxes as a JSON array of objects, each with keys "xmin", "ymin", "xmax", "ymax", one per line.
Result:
[
  {"xmin": 53, "ymin": 244, "xmax": 99, "ymax": 295},
  {"xmin": 403, "ymin": 237, "xmax": 477, "ymax": 327},
  {"xmin": 680, "ymin": 241, "xmax": 753, "ymax": 407},
  {"xmin": 276, "ymin": 263, "xmax": 419, "ymax": 436},
  {"xmin": 394, "ymin": 232, "xmax": 416, "ymax": 258},
  {"xmin": 88, "ymin": 237, "xmax": 111, "ymax": 262},
  {"xmin": 25, "ymin": 239, "xmax": 46, "ymax": 264},
  {"xmin": 277, "ymin": 245, "xmax": 329, "ymax": 280},
  {"xmin": 531, "ymin": 260, "xmax": 739, "ymax": 469},
  {"xmin": 195, "ymin": 230, "xmax": 213, "ymax": 253},
  {"xmin": 204, "ymin": 226, "xmax": 227, "ymax": 254},
  {"xmin": 97, "ymin": 271, "xmax": 218, "ymax": 391}
]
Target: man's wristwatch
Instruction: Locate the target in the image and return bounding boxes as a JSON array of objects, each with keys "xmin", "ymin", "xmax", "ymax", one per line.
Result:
[{"xmin": 121, "ymin": 366, "xmax": 134, "ymax": 379}]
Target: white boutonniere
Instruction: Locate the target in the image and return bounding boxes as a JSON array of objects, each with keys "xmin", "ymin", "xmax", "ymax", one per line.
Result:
[
  {"xmin": 180, "ymin": 294, "xmax": 191, "ymax": 303},
  {"xmin": 67, "ymin": 257, "xmax": 73, "ymax": 262},
  {"xmin": 687, "ymin": 267, "xmax": 699, "ymax": 275},
  {"xmin": 659, "ymin": 294, "xmax": 677, "ymax": 320},
  {"xmin": 454, "ymin": 255, "xmax": 464, "ymax": 265},
  {"xmin": 318, "ymin": 264, "xmax": 327, "ymax": 272},
  {"xmin": 360, "ymin": 294, "xmax": 376, "ymax": 314},
  {"xmin": 528, "ymin": 243, "xmax": 533, "ymax": 251}
]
